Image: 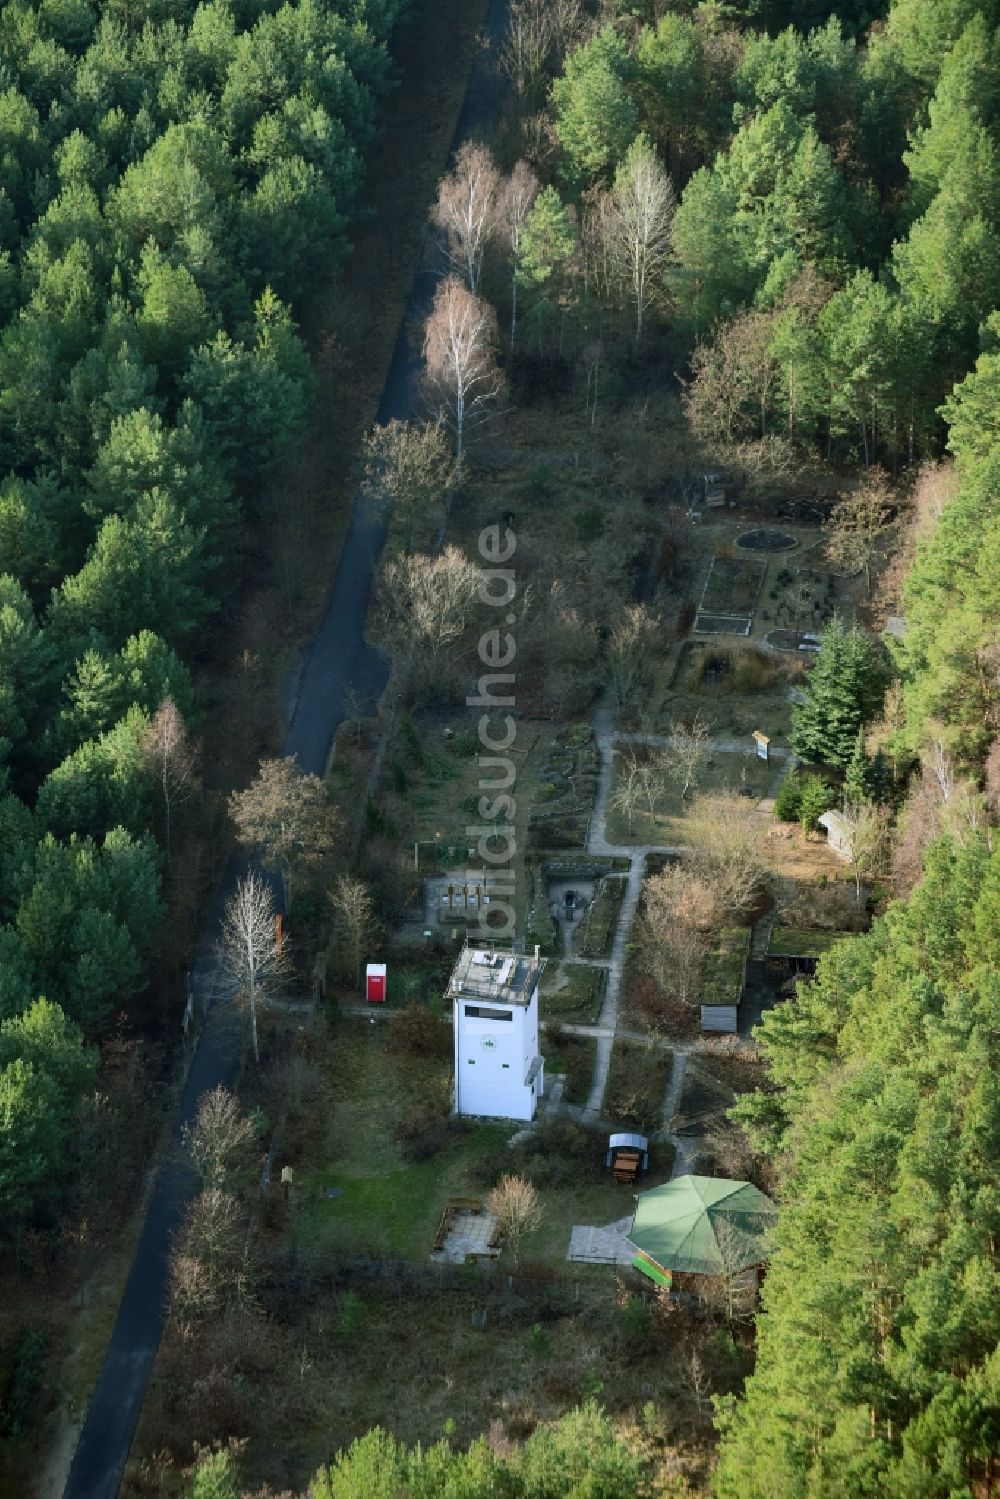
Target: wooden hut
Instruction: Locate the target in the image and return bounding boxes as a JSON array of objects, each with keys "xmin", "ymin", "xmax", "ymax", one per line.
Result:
[
  {"xmin": 700, "ymin": 928, "xmax": 750, "ymax": 1033},
  {"xmin": 766, "ymin": 926, "xmax": 847, "ymax": 977},
  {"xmin": 627, "ymin": 1175, "xmax": 777, "ymax": 1295}
]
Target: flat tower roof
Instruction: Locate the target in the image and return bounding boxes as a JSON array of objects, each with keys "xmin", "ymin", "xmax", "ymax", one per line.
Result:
[{"xmin": 447, "ymin": 944, "xmax": 545, "ymax": 1007}]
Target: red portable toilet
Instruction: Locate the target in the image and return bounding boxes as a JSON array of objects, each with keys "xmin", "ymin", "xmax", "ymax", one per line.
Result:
[{"xmin": 365, "ymin": 963, "xmax": 387, "ymax": 1003}]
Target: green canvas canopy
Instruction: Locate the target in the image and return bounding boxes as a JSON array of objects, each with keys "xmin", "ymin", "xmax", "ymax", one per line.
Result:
[{"xmin": 628, "ymin": 1175, "xmax": 777, "ymax": 1277}]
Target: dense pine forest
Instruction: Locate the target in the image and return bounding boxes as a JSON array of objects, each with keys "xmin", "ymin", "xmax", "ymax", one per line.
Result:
[
  {"xmin": 0, "ymin": 0, "xmax": 406, "ymax": 1191},
  {"xmin": 0, "ymin": 0, "xmax": 998, "ymax": 1495}
]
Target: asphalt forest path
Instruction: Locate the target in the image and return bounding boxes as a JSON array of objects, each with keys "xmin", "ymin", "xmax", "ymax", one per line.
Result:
[{"xmin": 62, "ymin": 7, "xmax": 510, "ymax": 1495}]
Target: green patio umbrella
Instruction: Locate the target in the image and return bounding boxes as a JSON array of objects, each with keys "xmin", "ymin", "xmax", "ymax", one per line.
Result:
[{"xmin": 628, "ymin": 1175, "xmax": 777, "ymax": 1278}]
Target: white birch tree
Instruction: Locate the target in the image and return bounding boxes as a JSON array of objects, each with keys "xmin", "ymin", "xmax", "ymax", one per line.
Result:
[
  {"xmin": 498, "ymin": 160, "xmax": 540, "ymax": 354},
  {"xmin": 142, "ymin": 697, "xmax": 197, "ymax": 862},
  {"xmin": 422, "ymin": 276, "xmax": 504, "ymax": 467},
  {"xmin": 216, "ymin": 870, "xmax": 289, "ymax": 1065},
  {"xmin": 431, "ymin": 143, "xmax": 500, "ymax": 294},
  {"xmin": 606, "ymin": 135, "xmax": 675, "ymax": 343}
]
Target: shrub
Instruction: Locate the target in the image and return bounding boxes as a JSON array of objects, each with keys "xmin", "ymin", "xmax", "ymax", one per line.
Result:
[
  {"xmin": 542, "ymin": 1030, "xmax": 594, "ymax": 1105},
  {"xmin": 388, "ymin": 1004, "xmax": 450, "ymax": 1059},
  {"xmin": 676, "ymin": 599, "xmax": 697, "ymax": 638},
  {"xmin": 797, "ymin": 773, "xmax": 835, "ymax": 833},
  {"xmin": 728, "ymin": 647, "xmax": 782, "ymax": 693},
  {"xmin": 448, "ymin": 727, "xmax": 478, "ymax": 757},
  {"xmin": 616, "ymin": 1294, "xmax": 653, "ymax": 1352},
  {"xmin": 338, "ymin": 1290, "xmax": 365, "ymax": 1341},
  {"xmin": 527, "ymin": 462, "xmax": 556, "ymax": 496},
  {"xmin": 575, "ymin": 504, "xmax": 604, "ymax": 541},
  {"xmin": 0, "ymin": 1326, "xmax": 48, "ymax": 1441},
  {"xmin": 774, "ymin": 771, "xmax": 803, "ymax": 822},
  {"xmin": 399, "ymin": 714, "xmax": 426, "ymax": 768},
  {"xmin": 394, "ymin": 1098, "xmax": 463, "ymax": 1162},
  {"xmin": 605, "ymin": 1046, "xmax": 671, "ymax": 1133},
  {"xmin": 528, "ymin": 1322, "xmax": 551, "ymax": 1358}
]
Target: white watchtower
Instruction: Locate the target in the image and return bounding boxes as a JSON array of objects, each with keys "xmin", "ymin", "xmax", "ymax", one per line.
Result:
[{"xmin": 449, "ymin": 944, "xmax": 546, "ymax": 1121}]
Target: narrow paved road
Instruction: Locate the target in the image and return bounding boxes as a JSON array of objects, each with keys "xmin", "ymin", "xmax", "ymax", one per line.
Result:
[{"xmin": 63, "ymin": 6, "xmax": 510, "ymax": 1494}]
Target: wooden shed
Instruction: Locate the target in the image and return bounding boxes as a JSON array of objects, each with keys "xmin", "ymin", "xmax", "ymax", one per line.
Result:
[
  {"xmin": 818, "ymin": 810, "xmax": 853, "ymax": 862},
  {"xmin": 766, "ymin": 926, "xmax": 847, "ymax": 977},
  {"xmin": 700, "ymin": 928, "xmax": 750, "ymax": 1033}
]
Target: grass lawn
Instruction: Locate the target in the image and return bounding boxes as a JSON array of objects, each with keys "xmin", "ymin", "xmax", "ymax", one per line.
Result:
[
  {"xmin": 702, "ymin": 928, "xmax": 751, "ymax": 1008},
  {"xmin": 606, "ymin": 750, "xmax": 775, "ymax": 845},
  {"xmin": 605, "ymin": 1041, "xmax": 674, "ymax": 1134},
  {"xmin": 296, "ymin": 1021, "xmax": 654, "ymax": 1269},
  {"xmin": 541, "ymin": 1031, "xmax": 597, "ymax": 1106},
  {"xmin": 300, "ymin": 1126, "xmax": 511, "ymax": 1260},
  {"xmin": 295, "ymin": 1020, "xmax": 508, "ymax": 1260},
  {"xmin": 540, "ymin": 963, "xmax": 606, "ymax": 1024},
  {"xmin": 573, "ymin": 876, "xmax": 626, "ymax": 957},
  {"xmin": 700, "ymin": 555, "xmax": 768, "ymax": 615},
  {"xmin": 767, "ymin": 925, "xmax": 848, "ymax": 958}
]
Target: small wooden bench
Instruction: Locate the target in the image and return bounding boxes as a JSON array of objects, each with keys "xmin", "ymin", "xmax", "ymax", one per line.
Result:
[{"xmin": 612, "ymin": 1149, "xmax": 642, "ymax": 1183}]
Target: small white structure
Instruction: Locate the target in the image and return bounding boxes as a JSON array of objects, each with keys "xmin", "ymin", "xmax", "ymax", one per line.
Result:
[
  {"xmin": 752, "ymin": 730, "xmax": 771, "ymax": 763},
  {"xmin": 819, "ymin": 810, "xmax": 853, "ymax": 862},
  {"xmin": 449, "ymin": 944, "xmax": 545, "ymax": 1121}
]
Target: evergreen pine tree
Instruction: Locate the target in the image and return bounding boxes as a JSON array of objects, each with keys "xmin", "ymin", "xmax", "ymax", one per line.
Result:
[
  {"xmin": 791, "ymin": 615, "xmax": 885, "ymax": 768},
  {"xmin": 843, "ymin": 728, "xmax": 871, "ymax": 810}
]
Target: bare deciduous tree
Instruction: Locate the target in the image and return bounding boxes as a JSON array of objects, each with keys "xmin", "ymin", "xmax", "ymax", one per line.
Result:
[
  {"xmin": 422, "ymin": 276, "xmax": 505, "ymax": 468},
  {"xmin": 499, "ymin": 0, "xmax": 582, "ymax": 106},
  {"xmin": 910, "ymin": 460, "xmax": 959, "ymax": 543},
  {"xmin": 142, "ymin": 697, "xmax": 197, "ymax": 861},
  {"xmin": 683, "ymin": 310, "xmax": 780, "ymax": 445},
  {"xmin": 170, "ymin": 1187, "xmax": 245, "ymax": 1329},
  {"xmin": 500, "ymin": 0, "xmax": 550, "ymax": 103},
  {"xmin": 709, "ymin": 1214, "xmax": 765, "ymax": 1323},
  {"xmin": 685, "ymin": 792, "xmax": 767, "ymax": 919},
  {"xmin": 640, "ymin": 864, "xmax": 722, "ymax": 1008},
  {"xmin": 329, "ymin": 874, "xmax": 380, "ymax": 987},
  {"xmin": 498, "ymin": 160, "xmax": 540, "ymax": 353},
  {"xmin": 216, "ymin": 871, "xmax": 289, "ymax": 1064},
  {"xmin": 378, "ymin": 545, "xmax": 479, "ymax": 681},
  {"xmin": 581, "ymin": 340, "xmax": 602, "ymax": 430},
  {"xmin": 362, "ymin": 419, "xmax": 454, "ymax": 551},
  {"xmin": 608, "ymin": 603, "xmax": 659, "ymax": 716},
  {"xmin": 824, "ymin": 470, "xmax": 893, "ymax": 596},
  {"xmin": 487, "ymin": 1173, "xmax": 542, "ymax": 1267},
  {"xmin": 636, "ymin": 757, "xmax": 663, "ymax": 819},
  {"xmin": 431, "ymin": 143, "xmax": 501, "ymax": 294},
  {"xmin": 229, "ymin": 757, "xmax": 340, "ymax": 910},
  {"xmin": 843, "ymin": 801, "xmax": 892, "ymax": 908},
  {"xmin": 611, "ymin": 753, "xmax": 644, "ymax": 836},
  {"xmin": 678, "ymin": 1341, "xmax": 714, "ymax": 1422},
  {"xmin": 169, "ymin": 1251, "xmax": 216, "ymax": 1332},
  {"xmin": 605, "ymin": 136, "xmax": 675, "ymax": 343},
  {"xmin": 183, "ymin": 1086, "xmax": 257, "ymax": 1192},
  {"xmin": 663, "ymin": 713, "xmax": 712, "ymax": 801}
]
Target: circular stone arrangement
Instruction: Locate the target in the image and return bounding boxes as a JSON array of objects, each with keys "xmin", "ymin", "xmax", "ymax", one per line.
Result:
[{"xmin": 735, "ymin": 528, "xmax": 798, "ymax": 553}]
